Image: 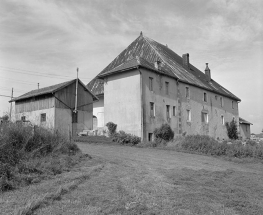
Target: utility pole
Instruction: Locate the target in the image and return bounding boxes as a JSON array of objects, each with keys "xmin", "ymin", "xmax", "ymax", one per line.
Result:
[
  {"xmin": 10, "ymin": 88, "xmax": 13, "ymax": 120},
  {"xmin": 74, "ymin": 68, "xmax": 79, "ymax": 113}
]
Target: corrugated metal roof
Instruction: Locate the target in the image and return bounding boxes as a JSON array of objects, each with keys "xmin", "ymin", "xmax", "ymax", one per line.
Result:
[
  {"xmin": 239, "ymin": 117, "xmax": 253, "ymax": 125},
  {"xmin": 12, "ymin": 79, "xmax": 98, "ymax": 102},
  {"xmin": 87, "ymin": 34, "xmax": 240, "ymax": 101}
]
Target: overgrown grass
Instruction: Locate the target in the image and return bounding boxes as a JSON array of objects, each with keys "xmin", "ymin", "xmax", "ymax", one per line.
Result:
[{"xmin": 0, "ymin": 122, "xmax": 85, "ymax": 192}]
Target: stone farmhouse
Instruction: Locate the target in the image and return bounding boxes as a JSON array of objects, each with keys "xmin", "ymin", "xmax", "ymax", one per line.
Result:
[
  {"xmin": 88, "ymin": 32, "xmax": 247, "ymax": 141},
  {"xmin": 11, "ymin": 79, "xmax": 98, "ymax": 137}
]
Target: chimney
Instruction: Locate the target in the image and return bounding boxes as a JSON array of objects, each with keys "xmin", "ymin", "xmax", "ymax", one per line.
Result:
[
  {"xmin": 154, "ymin": 60, "xmax": 161, "ymax": 70},
  {"xmin": 182, "ymin": 53, "xmax": 189, "ymax": 68},
  {"xmin": 205, "ymin": 63, "xmax": 211, "ymax": 81}
]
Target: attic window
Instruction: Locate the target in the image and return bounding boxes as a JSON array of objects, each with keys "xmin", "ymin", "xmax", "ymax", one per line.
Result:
[
  {"xmin": 149, "ymin": 77, "xmax": 153, "ymax": 91},
  {"xmin": 186, "ymin": 87, "xmax": 190, "ymax": 99},
  {"xmin": 220, "ymin": 97, "xmax": 224, "ymax": 107},
  {"xmin": 203, "ymin": 92, "xmax": 207, "ymax": 102},
  {"xmin": 165, "ymin": 82, "xmax": 169, "ymax": 95}
]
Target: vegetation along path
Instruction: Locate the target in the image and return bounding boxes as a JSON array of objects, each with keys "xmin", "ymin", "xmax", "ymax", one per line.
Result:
[{"xmin": 2, "ymin": 142, "xmax": 263, "ymax": 215}]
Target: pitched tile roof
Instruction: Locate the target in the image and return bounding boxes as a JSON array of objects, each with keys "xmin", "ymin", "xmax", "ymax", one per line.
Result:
[
  {"xmin": 88, "ymin": 34, "xmax": 240, "ymax": 101},
  {"xmin": 239, "ymin": 117, "xmax": 253, "ymax": 125},
  {"xmin": 12, "ymin": 79, "xmax": 98, "ymax": 102}
]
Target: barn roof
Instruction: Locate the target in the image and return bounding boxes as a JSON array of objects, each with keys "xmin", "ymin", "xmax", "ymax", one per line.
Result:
[
  {"xmin": 11, "ymin": 79, "xmax": 98, "ymax": 102},
  {"xmin": 239, "ymin": 117, "xmax": 253, "ymax": 125},
  {"xmin": 87, "ymin": 33, "xmax": 240, "ymax": 101}
]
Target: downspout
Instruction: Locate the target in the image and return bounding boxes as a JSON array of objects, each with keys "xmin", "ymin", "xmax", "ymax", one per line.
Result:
[{"xmin": 138, "ymin": 67, "xmax": 144, "ymax": 141}]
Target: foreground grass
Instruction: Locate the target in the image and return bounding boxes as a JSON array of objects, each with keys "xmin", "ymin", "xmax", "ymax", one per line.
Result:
[{"xmin": 2, "ymin": 143, "xmax": 263, "ymax": 214}]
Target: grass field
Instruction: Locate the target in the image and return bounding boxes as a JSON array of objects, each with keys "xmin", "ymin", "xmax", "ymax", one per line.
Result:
[{"xmin": 1, "ymin": 142, "xmax": 263, "ymax": 215}]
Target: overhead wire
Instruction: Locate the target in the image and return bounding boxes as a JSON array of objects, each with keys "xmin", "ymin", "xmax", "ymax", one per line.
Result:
[{"xmin": 0, "ymin": 66, "xmax": 93, "ymax": 81}]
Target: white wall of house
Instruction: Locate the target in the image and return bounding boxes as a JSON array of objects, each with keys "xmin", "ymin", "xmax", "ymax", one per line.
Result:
[
  {"xmin": 104, "ymin": 70, "xmax": 142, "ymax": 137},
  {"xmin": 15, "ymin": 107, "xmax": 55, "ymax": 130},
  {"xmin": 93, "ymin": 96, "xmax": 104, "ymax": 128}
]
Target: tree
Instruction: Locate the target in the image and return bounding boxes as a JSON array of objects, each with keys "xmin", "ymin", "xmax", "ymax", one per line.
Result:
[
  {"xmin": 1, "ymin": 114, "xmax": 9, "ymax": 121},
  {"xmin": 225, "ymin": 118, "xmax": 238, "ymax": 140}
]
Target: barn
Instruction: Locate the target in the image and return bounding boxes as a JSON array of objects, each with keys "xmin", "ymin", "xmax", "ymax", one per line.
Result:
[{"xmin": 11, "ymin": 78, "xmax": 98, "ymax": 137}]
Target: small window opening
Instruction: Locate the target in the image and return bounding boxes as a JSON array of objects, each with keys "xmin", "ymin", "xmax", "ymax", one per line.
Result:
[
  {"xmin": 150, "ymin": 102, "xmax": 155, "ymax": 117},
  {"xmin": 232, "ymin": 101, "xmax": 234, "ymax": 109},
  {"xmin": 187, "ymin": 110, "xmax": 191, "ymax": 121},
  {"xmin": 21, "ymin": 116, "xmax": 26, "ymax": 121},
  {"xmin": 149, "ymin": 77, "xmax": 153, "ymax": 91},
  {"xmin": 202, "ymin": 112, "xmax": 208, "ymax": 123},
  {"xmin": 166, "ymin": 105, "xmax": 170, "ymax": 118},
  {"xmin": 165, "ymin": 82, "xmax": 169, "ymax": 95},
  {"xmin": 221, "ymin": 115, "xmax": 224, "ymax": 125},
  {"xmin": 173, "ymin": 106, "xmax": 176, "ymax": 116},
  {"xmin": 220, "ymin": 97, "xmax": 224, "ymax": 107},
  {"xmin": 148, "ymin": 133, "xmax": 153, "ymax": 142},
  {"xmin": 40, "ymin": 113, "xmax": 46, "ymax": 122},
  {"xmin": 186, "ymin": 87, "xmax": 190, "ymax": 98},
  {"xmin": 204, "ymin": 92, "xmax": 207, "ymax": 102}
]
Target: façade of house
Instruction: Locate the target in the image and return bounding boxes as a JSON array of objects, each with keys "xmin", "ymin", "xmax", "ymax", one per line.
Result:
[
  {"xmin": 88, "ymin": 32, "xmax": 250, "ymax": 141},
  {"xmin": 11, "ymin": 79, "xmax": 98, "ymax": 138}
]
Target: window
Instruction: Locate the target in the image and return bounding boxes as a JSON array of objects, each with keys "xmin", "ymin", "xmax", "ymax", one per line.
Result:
[
  {"xmin": 21, "ymin": 116, "xmax": 26, "ymax": 121},
  {"xmin": 40, "ymin": 113, "xmax": 46, "ymax": 122},
  {"xmin": 173, "ymin": 106, "xmax": 176, "ymax": 116},
  {"xmin": 149, "ymin": 77, "xmax": 153, "ymax": 91},
  {"xmin": 166, "ymin": 105, "xmax": 170, "ymax": 118},
  {"xmin": 215, "ymin": 95, "xmax": 218, "ymax": 100},
  {"xmin": 221, "ymin": 115, "xmax": 224, "ymax": 125},
  {"xmin": 202, "ymin": 112, "xmax": 208, "ymax": 123},
  {"xmin": 72, "ymin": 111, "xmax": 78, "ymax": 123},
  {"xmin": 232, "ymin": 101, "xmax": 234, "ymax": 109},
  {"xmin": 148, "ymin": 133, "xmax": 153, "ymax": 142},
  {"xmin": 220, "ymin": 97, "xmax": 224, "ymax": 107},
  {"xmin": 165, "ymin": 82, "xmax": 169, "ymax": 95},
  {"xmin": 203, "ymin": 92, "xmax": 207, "ymax": 102},
  {"xmin": 150, "ymin": 102, "xmax": 155, "ymax": 117},
  {"xmin": 186, "ymin": 87, "xmax": 190, "ymax": 98},
  {"xmin": 187, "ymin": 110, "xmax": 191, "ymax": 121}
]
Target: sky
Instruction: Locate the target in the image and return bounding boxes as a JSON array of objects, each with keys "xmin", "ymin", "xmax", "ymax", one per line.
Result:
[{"xmin": 0, "ymin": 0, "xmax": 262, "ymax": 133}]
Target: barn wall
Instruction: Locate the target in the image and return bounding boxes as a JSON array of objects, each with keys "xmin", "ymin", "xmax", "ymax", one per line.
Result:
[
  {"xmin": 15, "ymin": 108, "xmax": 55, "ymax": 129},
  {"xmin": 15, "ymin": 95, "xmax": 55, "ymax": 113},
  {"xmin": 54, "ymin": 81, "xmax": 93, "ymax": 112},
  {"xmin": 93, "ymin": 95, "xmax": 104, "ymax": 128}
]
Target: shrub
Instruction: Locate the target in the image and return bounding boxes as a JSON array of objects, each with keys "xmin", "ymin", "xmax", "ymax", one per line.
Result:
[
  {"xmin": 111, "ymin": 130, "xmax": 141, "ymax": 145},
  {"xmin": 225, "ymin": 119, "xmax": 238, "ymax": 140},
  {"xmin": 105, "ymin": 122, "xmax": 117, "ymax": 136},
  {"xmin": 154, "ymin": 124, "xmax": 174, "ymax": 143},
  {"xmin": 0, "ymin": 122, "xmax": 82, "ymax": 192}
]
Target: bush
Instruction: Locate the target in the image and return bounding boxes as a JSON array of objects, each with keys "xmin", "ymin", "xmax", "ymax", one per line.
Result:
[
  {"xmin": 154, "ymin": 124, "xmax": 174, "ymax": 143},
  {"xmin": 0, "ymin": 123, "xmax": 82, "ymax": 192},
  {"xmin": 105, "ymin": 122, "xmax": 117, "ymax": 136},
  {"xmin": 178, "ymin": 134, "xmax": 263, "ymax": 160},
  {"xmin": 111, "ymin": 130, "xmax": 141, "ymax": 145},
  {"xmin": 225, "ymin": 119, "xmax": 238, "ymax": 140}
]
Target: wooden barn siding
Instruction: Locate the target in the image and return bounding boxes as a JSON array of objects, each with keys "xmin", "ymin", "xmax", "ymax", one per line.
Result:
[
  {"xmin": 54, "ymin": 82, "xmax": 93, "ymax": 112},
  {"xmin": 15, "ymin": 95, "xmax": 55, "ymax": 113}
]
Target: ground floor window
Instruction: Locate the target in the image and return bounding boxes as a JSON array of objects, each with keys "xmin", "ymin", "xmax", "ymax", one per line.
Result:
[
  {"xmin": 148, "ymin": 133, "xmax": 153, "ymax": 142},
  {"xmin": 40, "ymin": 113, "xmax": 46, "ymax": 122},
  {"xmin": 21, "ymin": 116, "xmax": 26, "ymax": 121},
  {"xmin": 166, "ymin": 105, "xmax": 170, "ymax": 119},
  {"xmin": 202, "ymin": 112, "xmax": 208, "ymax": 123},
  {"xmin": 187, "ymin": 110, "xmax": 191, "ymax": 121},
  {"xmin": 221, "ymin": 115, "xmax": 224, "ymax": 125}
]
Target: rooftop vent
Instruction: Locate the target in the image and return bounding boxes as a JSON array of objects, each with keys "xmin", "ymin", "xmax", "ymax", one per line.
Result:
[
  {"xmin": 182, "ymin": 53, "xmax": 189, "ymax": 68},
  {"xmin": 154, "ymin": 60, "xmax": 161, "ymax": 70}
]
